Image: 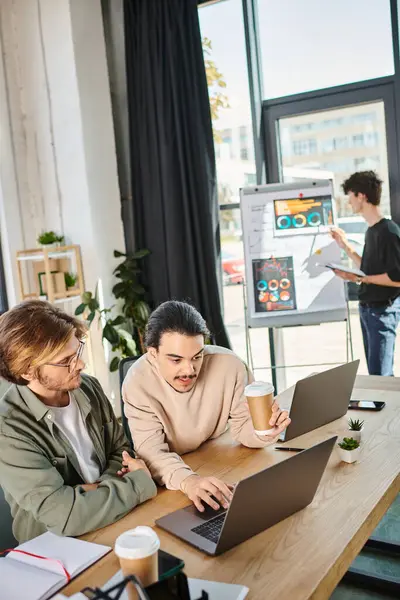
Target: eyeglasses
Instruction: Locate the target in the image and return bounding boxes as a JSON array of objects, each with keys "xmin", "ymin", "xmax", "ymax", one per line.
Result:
[{"xmin": 45, "ymin": 340, "xmax": 86, "ymax": 373}]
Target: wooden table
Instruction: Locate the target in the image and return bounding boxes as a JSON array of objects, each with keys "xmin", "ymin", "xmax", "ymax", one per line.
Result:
[{"xmin": 62, "ymin": 375, "xmax": 400, "ymax": 599}]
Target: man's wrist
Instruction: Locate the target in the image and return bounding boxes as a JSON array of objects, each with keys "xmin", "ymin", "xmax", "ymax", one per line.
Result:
[{"xmin": 181, "ymin": 474, "xmax": 199, "ymax": 493}]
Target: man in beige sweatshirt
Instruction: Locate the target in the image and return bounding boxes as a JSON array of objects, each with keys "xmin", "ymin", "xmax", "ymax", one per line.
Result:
[{"xmin": 122, "ymin": 301, "xmax": 290, "ymax": 512}]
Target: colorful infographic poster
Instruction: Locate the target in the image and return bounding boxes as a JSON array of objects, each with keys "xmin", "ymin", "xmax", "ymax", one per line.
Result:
[{"xmin": 252, "ymin": 257, "xmax": 297, "ymax": 312}]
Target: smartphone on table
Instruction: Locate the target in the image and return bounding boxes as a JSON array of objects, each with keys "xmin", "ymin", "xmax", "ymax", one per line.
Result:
[{"xmin": 348, "ymin": 400, "xmax": 385, "ymax": 411}]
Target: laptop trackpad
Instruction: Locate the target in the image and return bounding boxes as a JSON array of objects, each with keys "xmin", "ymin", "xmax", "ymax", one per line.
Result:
[{"xmin": 183, "ymin": 499, "xmax": 226, "ymax": 522}]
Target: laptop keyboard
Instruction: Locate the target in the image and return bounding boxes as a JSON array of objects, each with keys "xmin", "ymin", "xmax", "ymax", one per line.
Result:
[{"xmin": 191, "ymin": 514, "xmax": 225, "ymax": 543}]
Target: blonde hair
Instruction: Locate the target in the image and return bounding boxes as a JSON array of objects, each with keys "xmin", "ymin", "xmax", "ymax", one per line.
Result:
[{"xmin": 0, "ymin": 300, "xmax": 87, "ymax": 385}]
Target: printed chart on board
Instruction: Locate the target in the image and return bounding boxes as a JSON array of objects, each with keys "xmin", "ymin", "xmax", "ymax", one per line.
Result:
[{"xmin": 240, "ymin": 180, "xmax": 347, "ymax": 328}]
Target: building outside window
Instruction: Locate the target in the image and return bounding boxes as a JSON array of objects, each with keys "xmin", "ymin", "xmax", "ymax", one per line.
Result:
[{"xmin": 292, "ymin": 139, "xmax": 317, "ymax": 156}]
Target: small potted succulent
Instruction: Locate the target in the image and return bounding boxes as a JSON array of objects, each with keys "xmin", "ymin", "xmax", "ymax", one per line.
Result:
[
  {"xmin": 64, "ymin": 272, "xmax": 78, "ymax": 289},
  {"xmin": 338, "ymin": 437, "xmax": 361, "ymax": 464},
  {"xmin": 348, "ymin": 418, "xmax": 364, "ymax": 442}
]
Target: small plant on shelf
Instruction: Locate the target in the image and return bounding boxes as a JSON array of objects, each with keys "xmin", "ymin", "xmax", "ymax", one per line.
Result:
[
  {"xmin": 37, "ymin": 231, "xmax": 65, "ymax": 246},
  {"xmin": 64, "ymin": 272, "xmax": 78, "ymax": 289}
]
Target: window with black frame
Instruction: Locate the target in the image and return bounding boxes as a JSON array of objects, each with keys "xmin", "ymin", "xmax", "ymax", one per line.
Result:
[{"xmin": 199, "ymin": 0, "xmax": 400, "ymax": 385}]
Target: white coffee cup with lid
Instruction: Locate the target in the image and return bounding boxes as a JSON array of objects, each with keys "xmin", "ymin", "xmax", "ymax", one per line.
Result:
[{"xmin": 115, "ymin": 526, "xmax": 160, "ymax": 598}]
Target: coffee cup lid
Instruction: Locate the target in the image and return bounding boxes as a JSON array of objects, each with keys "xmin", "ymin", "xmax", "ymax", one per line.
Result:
[
  {"xmin": 115, "ymin": 526, "xmax": 160, "ymax": 560},
  {"xmin": 244, "ymin": 381, "xmax": 274, "ymax": 396}
]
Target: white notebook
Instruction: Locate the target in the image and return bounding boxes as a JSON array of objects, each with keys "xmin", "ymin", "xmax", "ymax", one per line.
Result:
[
  {"xmin": 0, "ymin": 532, "xmax": 111, "ymax": 600},
  {"xmin": 324, "ymin": 262, "xmax": 365, "ymax": 277}
]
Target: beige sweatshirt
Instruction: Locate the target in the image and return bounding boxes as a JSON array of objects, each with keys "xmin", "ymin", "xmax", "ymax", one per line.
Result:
[{"xmin": 122, "ymin": 346, "xmax": 276, "ymax": 490}]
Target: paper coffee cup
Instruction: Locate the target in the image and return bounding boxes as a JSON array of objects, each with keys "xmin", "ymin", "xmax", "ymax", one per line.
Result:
[
  {"xmin": 245, "ymin": 381, "xmax": 275, "ymax": 435},
  {"xmin": 115, "ymin": 526, "xmax": 160, "ymax": 599}
]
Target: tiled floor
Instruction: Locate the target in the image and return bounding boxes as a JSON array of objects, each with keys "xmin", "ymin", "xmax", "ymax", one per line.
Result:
[{"xmin": 331, "ymin": 494, "xmax": 400, "ymax": 599}]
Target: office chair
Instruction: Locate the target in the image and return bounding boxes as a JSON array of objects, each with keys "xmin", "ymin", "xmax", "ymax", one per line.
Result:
[
  {"xmin": 0, "ymin": 486, "xmax": 17, "ymax": 552},
  {"xmin": 118, "ymin": 356, "xmax": 139, "ymax": 449}
]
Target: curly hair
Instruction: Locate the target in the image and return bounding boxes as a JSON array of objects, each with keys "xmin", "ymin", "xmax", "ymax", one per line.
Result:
[{"xmin": 342, "ymin": 171, "xmax": 383, "ymax": 206}]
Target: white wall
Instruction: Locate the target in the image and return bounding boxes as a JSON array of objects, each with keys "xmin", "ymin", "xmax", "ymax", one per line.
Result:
[{"xmin": 0, "ymin": 0, "xmax": 125, "ymax": 408}]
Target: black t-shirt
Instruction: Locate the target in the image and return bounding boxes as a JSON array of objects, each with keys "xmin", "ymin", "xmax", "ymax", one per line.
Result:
[{"xmin": 359, "ymin": 218, "xmax": 400, "ymax": 303}]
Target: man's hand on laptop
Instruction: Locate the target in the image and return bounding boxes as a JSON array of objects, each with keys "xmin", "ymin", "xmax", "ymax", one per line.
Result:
[
  {"xmin": 116, "ymin": 450, "xmax": 152, "ymax": 480},
  {"xmin": 181, "ymin": 475, "xmax": 233, "ymax": 513},
  {"xmin": 258, "ymin": 402, "xmax": 291, "ymax": 440}
]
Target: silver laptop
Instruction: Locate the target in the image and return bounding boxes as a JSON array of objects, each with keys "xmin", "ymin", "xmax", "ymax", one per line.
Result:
[
  {"xmin": 156, "ymin": 437, "xmax": 337, "ymax": 555},
  {"xmin": 279, "ymin": 360, "xmax": 359, "ymax": 442}
]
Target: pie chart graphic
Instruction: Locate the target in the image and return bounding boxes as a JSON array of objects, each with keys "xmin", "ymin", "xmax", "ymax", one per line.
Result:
[
  {"xmin": 276, "ymin": 215, "xmax": 291, "ymax": 229},
  {"xmin": 256, "ymin": 280, "xmax": 268, "ymax": 291},
  {"xmin": 307, "ymin": 212, "xmax": 321, "ymax": 226},
  {"xmin": 280, "ymin": 278, "xmax": 291, "ymax": 290},
  {"xmin": 268, "ymin": 279, "xmax": 279, "ymax": 291},
  {"xmin": 293, "ymin": 214, "xmax": 307, "ymax": 228}
]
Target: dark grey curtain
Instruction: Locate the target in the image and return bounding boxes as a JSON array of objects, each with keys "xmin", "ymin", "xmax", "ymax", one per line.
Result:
[{"xmin": 124, "ymin": 0, "xmax": 230, "ymax": 347}]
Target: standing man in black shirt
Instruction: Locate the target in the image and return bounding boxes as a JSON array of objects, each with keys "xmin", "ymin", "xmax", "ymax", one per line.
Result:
[{"xmin": 330, "ymin": 171, "xmax": 400, "ymax": 376}]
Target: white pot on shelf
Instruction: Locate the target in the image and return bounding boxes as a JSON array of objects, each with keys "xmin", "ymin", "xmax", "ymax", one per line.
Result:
[
  {"xmin": 347, "ymin": 428, "xmax": 363, "ymax": 443},
  {"xmin": 338, "ymin": 446, "xmax": 361, "ymax": 464}
]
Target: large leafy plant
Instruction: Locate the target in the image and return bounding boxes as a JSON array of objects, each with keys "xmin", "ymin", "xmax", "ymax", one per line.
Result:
[{"xmin": 75, "ymin": 249, "xmax": 151, "ymax": 372}]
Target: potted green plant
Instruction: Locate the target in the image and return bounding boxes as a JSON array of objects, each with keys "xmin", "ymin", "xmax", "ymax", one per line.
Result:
[
  {"xmin": 37, "ymin": 231, "xmax": 65, "ymax": 247},
  {"xmin": 348, "ymin": 418, "xmax": 364, "ymax": 443},
  {"xmin": 75, "ymin": 248, "xmax": 151, "ymax": 372},
  {"xmin": 64, "ymin": 272, "xmax": 77, "ymax": 289},
  {"xmin": 338, "ymin": 437, "xmax": 361, "ymax": 463}
]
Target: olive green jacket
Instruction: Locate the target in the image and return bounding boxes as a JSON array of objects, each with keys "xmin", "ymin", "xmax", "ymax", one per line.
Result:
[{"xmin": 0, "ymin": 374, "xmax": 157, "ymax": 543}]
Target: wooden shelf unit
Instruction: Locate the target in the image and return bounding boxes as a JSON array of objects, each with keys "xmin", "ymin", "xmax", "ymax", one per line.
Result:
[{"xmin": 16, "ymin": 245, "xmax": 84, "ymax": 305}]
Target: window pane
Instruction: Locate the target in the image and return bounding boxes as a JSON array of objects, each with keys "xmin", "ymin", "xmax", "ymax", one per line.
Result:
[
  {"xmin": 258, "ymin": 0, "xmax": 394, "ymax": 99},
  {"xmin": 279, "ymin": 102, "xmax": 390, "ymax": 216},
  {"xmin": 199, "ymin": 0, "xmax": 255, "ymax": 358},
  {"xmin": 199, "ymin": 0, "xmax": 256, "ymax": 207},
  {"xmin": 278, "ymin": 101, "xmax": 389, "ymax": 274}
]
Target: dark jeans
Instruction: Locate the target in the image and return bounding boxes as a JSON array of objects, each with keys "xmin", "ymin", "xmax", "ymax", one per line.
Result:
[{"xmin": 359, "ymin": 296, "xmax": 400, "ymax": 376}]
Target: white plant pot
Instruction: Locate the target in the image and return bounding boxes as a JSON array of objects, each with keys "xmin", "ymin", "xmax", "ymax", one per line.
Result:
[
  {"xmin": 348, "ymin": 429, "xmax": 363, "ymax": 442},
  {"xmin": 338, "ymin": 446, "xmax": 361, "ymax": 463},
  {"xmin": 38, "ymin": 242, "xmax": 60, "ymax": 250}
]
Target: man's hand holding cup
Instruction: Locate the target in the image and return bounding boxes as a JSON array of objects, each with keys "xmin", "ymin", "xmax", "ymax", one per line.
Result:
[{"xmin": 245, "ymin": 381, "xmax": 290, "ymax": 439}]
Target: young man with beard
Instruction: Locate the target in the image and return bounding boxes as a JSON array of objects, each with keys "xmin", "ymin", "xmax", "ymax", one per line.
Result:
[
  {"xmin": 122, "ymin": 301, "xmax": 290, "ymax": 513},
  {"xmin": 330, "ymin": 171, "xmax": 400, "ymax": 376},
  {"xmin": 0, "ymin": 300, "xmax": 156, "ymax": 543}
]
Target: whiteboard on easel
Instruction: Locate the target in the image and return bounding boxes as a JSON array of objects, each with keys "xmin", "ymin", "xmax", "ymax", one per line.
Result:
[{"xmin": 240, "ymin": 180, "xmax": 347, "ymax": 328}]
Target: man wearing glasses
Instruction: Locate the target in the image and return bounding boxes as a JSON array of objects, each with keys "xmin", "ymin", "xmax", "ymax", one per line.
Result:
[{"xmin": 0, "ymin": 300, "xmax": 156, "ymax": 543}]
